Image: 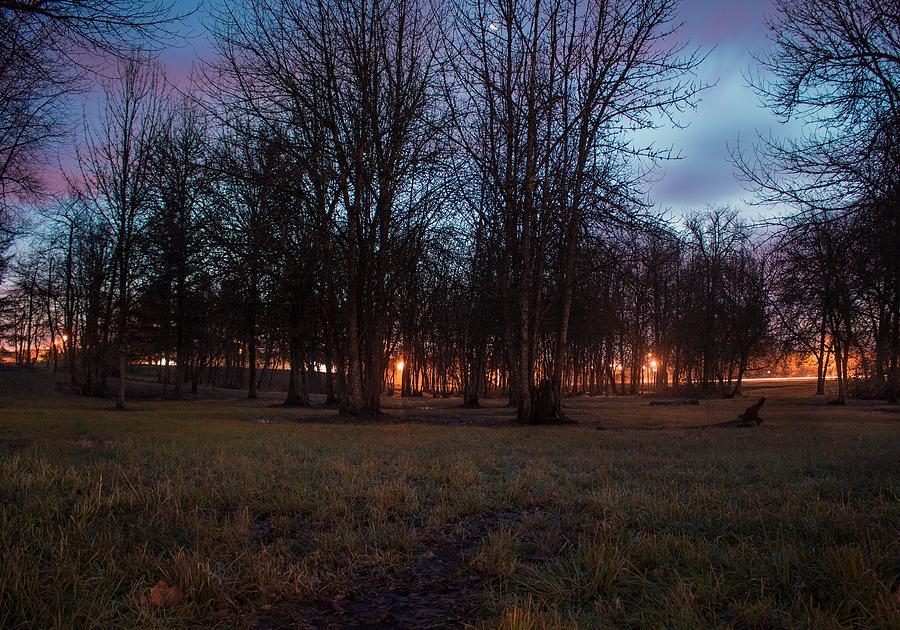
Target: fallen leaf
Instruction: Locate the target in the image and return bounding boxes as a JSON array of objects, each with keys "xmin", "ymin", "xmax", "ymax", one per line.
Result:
[{"xmin": 140, "ymin": 580, "xmax": 184, "ymax": 609}]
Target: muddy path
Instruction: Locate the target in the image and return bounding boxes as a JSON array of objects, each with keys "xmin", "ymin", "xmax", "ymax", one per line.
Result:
[{"xmin": 252, "ymin": 510, "xmax": 525, "ymax": 629}]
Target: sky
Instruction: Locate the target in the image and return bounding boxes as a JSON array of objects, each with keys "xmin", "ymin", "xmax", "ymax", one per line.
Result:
[
  {"xmin": 636, "ymin": 0, "xmax": 794, "ymax": 221},
  {"xmin": 58, "ymin": 0, "xmax": 792, "ymax": 221}
]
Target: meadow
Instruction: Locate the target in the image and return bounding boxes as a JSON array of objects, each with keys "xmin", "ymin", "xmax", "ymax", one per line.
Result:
[{"xmin": 1, "ymin": 368, "xmax": 898, "ymax": 629}]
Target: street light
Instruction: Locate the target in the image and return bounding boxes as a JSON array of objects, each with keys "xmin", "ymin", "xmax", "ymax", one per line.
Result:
[{"xmin": 393, "ymin": 359, "xmax": 406, "ymax": 395}]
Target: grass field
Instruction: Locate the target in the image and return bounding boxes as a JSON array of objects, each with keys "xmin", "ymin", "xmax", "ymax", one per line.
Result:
[{"xmin": 1, "ymin": 368, "xmax": 898, "ymax": 629}]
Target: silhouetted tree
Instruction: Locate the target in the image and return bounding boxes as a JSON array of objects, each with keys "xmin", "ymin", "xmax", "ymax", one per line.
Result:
[
  {"xmin": 737, "ymin": 0, "xmax": 900, "ymax": 401},
  {"xmin": 76, "ymin": 59, "xmax": 164, "ymax": 409}
]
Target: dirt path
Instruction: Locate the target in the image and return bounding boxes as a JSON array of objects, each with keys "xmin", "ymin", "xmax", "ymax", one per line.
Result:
[{"xmin": 252, "ymin": 510, "xmax": 524, "ymax": 629}]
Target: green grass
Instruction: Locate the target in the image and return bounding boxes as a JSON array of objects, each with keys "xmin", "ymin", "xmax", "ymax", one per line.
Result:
[{"xmin": 1, "ymin": 369, "xmax": 898, "ymax": 628}]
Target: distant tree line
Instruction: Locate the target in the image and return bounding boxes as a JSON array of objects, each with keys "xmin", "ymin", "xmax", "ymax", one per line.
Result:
[{"xmin": 1, "ymin": 0, "xmax": 897, "ymax": 417}]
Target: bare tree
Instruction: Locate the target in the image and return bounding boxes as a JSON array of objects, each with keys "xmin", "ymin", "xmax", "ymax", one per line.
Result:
[
  {"xmin": 737, "ymin": 0, "xmax": 900, "ymax": 400},
  {"xmin": 145, "ymin": 95, "xmax": 210, "ymax": 397},
  {"xmin": 76, "ymin": 59, "xmax": 164, "ymax": 409},
  {"xmin": 445, "ymin": 0, "xmax": 704, "ymax": 422},
  {"xmin": 205, "ymin": 122, "xmax": 280, "ymax": 399},
  {"xmin": 212, "ymin": 0, "xmax": 446, "ymax": 416},
  {"xmin": 0, "ymin": 1, "xmax": 188, "ymax": 211}
]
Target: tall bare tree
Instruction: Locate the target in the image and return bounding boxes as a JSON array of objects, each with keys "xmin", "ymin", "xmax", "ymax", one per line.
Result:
[
  {"xmin": 737, "ymin": 0, "xmax": 900, "ymax": 400},
  {"xmin": 445, "ymin": 0, "xmax": 704, "ymax": 422},
  {"xmin": 76, "ymin": 59, "xmax": 164, "ymax": 409},
  {"xmin": 213, "ymin": 0, "xmax": 446, "ymax": 416},
  {"xmin": 145, "ymin": 95, "xmax": 210, "ymax": 397}
]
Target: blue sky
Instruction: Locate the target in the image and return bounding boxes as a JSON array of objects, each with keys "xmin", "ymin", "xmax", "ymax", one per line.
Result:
[
  {"xmin": 146, "ymin": 0, "xmax": 792, "ymax": 221},
  {"xmin": 634, "ymin": 0, "xmax": 795, "ymax": 221}
]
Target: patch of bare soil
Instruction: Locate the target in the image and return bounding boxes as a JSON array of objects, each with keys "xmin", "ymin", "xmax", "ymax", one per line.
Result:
[
  {"xmin": 248, "ymin": 415, "xmax": 289, "ymax": 424},
  {"xmin": 872, "ymin": 405, "xmax": 900, "ymax": 415},
  {"xmin": 4, "ymin": 437, "xmax": 34, "ymax": 452},
  {"xmin": 648, "ymin": 399, "xmax": 700, "ymax": 406},
  {"xmin": 278, "ymin": 401, "xmax": 517, "ymax": 427},
  {"xmin": 253, "ymin": 510, "xmax": 523, "ymax": 629},
  {"xmin": 281, "ymin": 397, "xmax": 578, "ymax": 428},
  {"xmin": 72, "ymin": 434, "xmax": 114, "ymax": 450}
]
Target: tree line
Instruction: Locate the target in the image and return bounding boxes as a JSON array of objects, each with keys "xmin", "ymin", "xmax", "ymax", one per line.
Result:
[{"xmin": 1, "ymin": 0, "xmax": 897, "ymax": 418}]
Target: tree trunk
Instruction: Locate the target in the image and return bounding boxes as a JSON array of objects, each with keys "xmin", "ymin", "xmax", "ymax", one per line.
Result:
[
  {"xmin": 341, "ymin": 201, "xmax": 369, "ymax": 416},
  {"xmin": 285, "ymin": 306, "xmax": 309, "ymax": 406},
  {"xmin": 247, "ymin": 292, "xmax": 258, "ymax": 400},
  {"xmin": 116, "ymin": 253, "xmax": 127, "ymax": 410},
  {"xmin": 463, "ymin": 344, "xmax": 484, "ymax": 408},
  {"xmin": 816, "ymin": 305, "xmax": 827, "ymax": 395}
]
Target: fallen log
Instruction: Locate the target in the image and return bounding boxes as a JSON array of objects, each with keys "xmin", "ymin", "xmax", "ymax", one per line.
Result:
[{"xmin": 703, "ymin": 397, "xmax": 765, "ymax": 428}]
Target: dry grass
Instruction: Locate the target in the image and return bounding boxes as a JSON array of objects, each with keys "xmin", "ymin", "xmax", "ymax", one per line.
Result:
[{"xmin": 1, "ymin": 368, "xmax": 898, "ymax": 628}]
